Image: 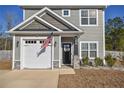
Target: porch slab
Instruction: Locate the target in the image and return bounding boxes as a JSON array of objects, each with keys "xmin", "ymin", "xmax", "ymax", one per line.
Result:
[{"xmin": 59, "ymin": 69, "xmax": 75, "ymax": 75}]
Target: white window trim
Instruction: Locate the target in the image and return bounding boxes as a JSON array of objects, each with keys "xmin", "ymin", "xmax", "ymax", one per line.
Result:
[
  {"xmin": 79, "ymin": 9, "xmax": 98, "ymax": 26},
  {"xmin": 80, "ymin": 41, "xmax": 99, "ymax": 59},
  {"xmin": 62, "ymin": 9, "xmax": 71, "ymax": 17}
]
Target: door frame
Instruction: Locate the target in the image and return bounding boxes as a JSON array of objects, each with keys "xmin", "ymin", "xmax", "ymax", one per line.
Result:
[
  {"xmin": 20, "ymin": 36, "xmax": 54, "ymax": 70},
  {"xmin": 61, "ymin": 42, "xmax": 72, "ymax": 65}
]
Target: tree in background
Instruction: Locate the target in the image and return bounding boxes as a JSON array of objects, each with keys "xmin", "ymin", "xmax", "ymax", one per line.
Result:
[
  {"xmin": 0, "ymin": 12, "xmax": 16, "ymax": 50},
  {"xmin": 4, "ymin": 12, "xmax": 16, "ymax": 50},
  {"xmin": 105, "ymin": 17, "xmax": 124, "ymax": 51}
]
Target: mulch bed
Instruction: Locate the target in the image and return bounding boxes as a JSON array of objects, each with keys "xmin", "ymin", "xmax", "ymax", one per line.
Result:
[
  {"xmin": 58, "ymin": 68, "xmax": 124, "ymax": 88},
  {"xmin": 0, "ymin": 60, "xmax": 12, "ymax": 70}
]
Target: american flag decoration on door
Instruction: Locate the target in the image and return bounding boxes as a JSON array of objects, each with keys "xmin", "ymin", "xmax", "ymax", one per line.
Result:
[{"xmin": 41, "ymin": 32, "xmax": 53, "ymax": 48}]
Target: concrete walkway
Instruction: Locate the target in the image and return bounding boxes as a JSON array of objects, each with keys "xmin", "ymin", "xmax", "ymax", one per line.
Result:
[{"xmin": 0, "ymin": 69, "xmax": 75, "ymax": 88}]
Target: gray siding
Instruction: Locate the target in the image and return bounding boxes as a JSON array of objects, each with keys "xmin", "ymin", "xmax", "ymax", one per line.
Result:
[
  {"xmin": 15, "ymin": 36, "xmax": 20, "ymax": 61},
  {"xmin": 41, "ymin": 13, "xmax": 71, "ymax": 31},
  {"xmin": 54, "ymin": 36, "xmax": 59, "ymax": 60},
  {"xmin": 53, "ymin": 9, "xmax": 104, "ymax": 59},
  {"xmin": 24, "ymin": 9, "xmax": 39, "ymax": 19},
  {"xmin": 14, "ymin": 36, "xmax": 21, "ymax": 69},
  {"xmin": 53, "ymin": 36, "xmax": 60, "ymax": 68}
]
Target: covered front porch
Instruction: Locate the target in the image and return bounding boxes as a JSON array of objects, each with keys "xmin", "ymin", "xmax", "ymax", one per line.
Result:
[{"xmin": 53, "ymin": 35, "xmax": 80, "ymax": 69}]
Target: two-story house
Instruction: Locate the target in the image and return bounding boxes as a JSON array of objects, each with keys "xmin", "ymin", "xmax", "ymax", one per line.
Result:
[{"xmin": 9, "ymin": 5, "xmax": 106, "ymax": 70}]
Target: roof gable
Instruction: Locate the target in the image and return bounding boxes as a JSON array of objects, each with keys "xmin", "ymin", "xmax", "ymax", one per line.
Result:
[
  {"xmin": 41, "ymin": 13, "xmax": 77, "ymax": 31},
  {"xmin": 17, "ymin": 19, "xmax": 57, "ymax": 31},
  {"xmin": 9, "ymin": 7, "xmax": 82, "ymax": 32}
]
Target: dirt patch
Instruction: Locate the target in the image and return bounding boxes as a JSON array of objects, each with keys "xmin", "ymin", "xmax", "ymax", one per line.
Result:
[
  {"xmin": 0, "ymin": 60, "xmax": 12, "ymax": 70},
  {"xmin": 58, "ymin": 69, "xmax": 124, "ymax": 88}
]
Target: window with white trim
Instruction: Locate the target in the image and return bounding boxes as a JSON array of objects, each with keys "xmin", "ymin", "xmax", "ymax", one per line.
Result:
[
  {"xmin": 62, "ymin": 9, "xmax": 70, "ymax": 17},
  {"xmin": 80, "ymin": 9, "xmax": 97, "ymax": 26},
  {"xmin": 80, "ymin": 41, "xmax": 98, "ymax": 59}
]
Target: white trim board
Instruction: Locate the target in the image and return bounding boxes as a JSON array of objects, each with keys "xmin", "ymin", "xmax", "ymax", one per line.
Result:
[
  {"xmin": 59, "ymin": 36, "xmax": 61, "ymax": 68},
  {"xmin": 20, "ymin": 13, "xmax": 47, "ymax": 30},
  {"xmin": 103, "ymin": 10, "xmax": 106, "ymax": 65},
  {"xmin": 12, "ymin": 35, "xmax": 15, "ymax": 70},
  {"xmin": 51, "ymin": 37, "xmax": 54, "ymax": 69}
]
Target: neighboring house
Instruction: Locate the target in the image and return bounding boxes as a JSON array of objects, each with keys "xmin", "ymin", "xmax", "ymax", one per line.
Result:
[{"xmin": 9, "ymin": 5, "xmax": 106, "ymax": 70}]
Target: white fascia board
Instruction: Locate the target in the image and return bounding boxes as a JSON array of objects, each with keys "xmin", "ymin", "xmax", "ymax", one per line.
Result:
[
  {"xmin": 20, "ymin": 12, "xmax": 47, "ymax": 30},
  {"xmin": 35, "ymin": 16, "xmax": 63, "ymax": 32},
  {"xmin": 20, "ymin": 20, "xmax": 34, "ymax": 30}
]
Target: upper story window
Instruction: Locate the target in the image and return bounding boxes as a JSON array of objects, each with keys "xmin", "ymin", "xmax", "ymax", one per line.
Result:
[
  {"xmin": 62, "ymin": 9, "xmax": 70, "ymax": 17},
  {"xmin": 80, "ymin": 9, "xmax": 98, "ymax": 26}
]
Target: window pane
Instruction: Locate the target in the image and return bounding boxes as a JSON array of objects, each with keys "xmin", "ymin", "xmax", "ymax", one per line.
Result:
[
  {"xmin": 90, "ymin": 51, "xmax": 97, "ymax": 58},
  {"xmin": 81, "ymin": 43, "xmax": 88, "ymax": 50},
  {"xmin": 81, "ymin": 10, "xmax": 88, "ymax": 17},
  {"xmin": 81, "ymin": 51, "xmax": 88, "ymax": 58},
  {"xmin": 64, "ymin": 10, "xmax": 69, "ymax": 15},
  {"xmin": 89, "ymin": 10, "xmax": 96, "ymax": 18},
  {"xmin": 90, "ymin": 18, "xmax": 96, "ymax": 25},
  {"xmin": 90, "ymin": 43, "xmax": 96, "ymax": 50},
  {"xmin": 81, "ymin": 18, "xmax": 88, "ymax": 25}
]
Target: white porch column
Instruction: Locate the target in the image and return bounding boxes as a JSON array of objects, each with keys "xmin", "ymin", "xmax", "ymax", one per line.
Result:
[
  {"xmin": 12, "ymin": 35, "xmax": 15, "ymax": 70},
  {"xmin": 59, "ymin": 35, "xmax": 61, "ymax": 68}
]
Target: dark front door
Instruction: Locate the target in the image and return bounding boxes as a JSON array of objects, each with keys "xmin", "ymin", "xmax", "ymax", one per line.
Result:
[{"xmin": 62, "ymin": 43, "xmax": 71, "ymax": 64}]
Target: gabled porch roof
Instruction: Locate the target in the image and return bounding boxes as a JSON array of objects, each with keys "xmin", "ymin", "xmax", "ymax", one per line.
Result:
[{"xmin": 8, "ymin": 7, "xmax": 83, "ymax": 35}]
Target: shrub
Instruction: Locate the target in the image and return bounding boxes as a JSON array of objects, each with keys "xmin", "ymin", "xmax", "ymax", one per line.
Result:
[
  {"xmin": 122, "ymin": 56, "xmax": 124, "ymax": 61},
  {"xmin": 82, "ymin": 57, "xmax": 89, "ymax": 65},
  {"xmin": 94, "ymin": 57, "xmax": 103, "ymax": 66},
  {"xmin": 105, "ymin": 54, "xmax": 116, "ymax": 67}
]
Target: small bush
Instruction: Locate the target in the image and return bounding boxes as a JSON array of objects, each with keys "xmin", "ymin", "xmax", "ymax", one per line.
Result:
[
  {"xmin": 94, "ymin": 57, "xmax": 103, "ymax": 66},
  {"xmin": 122, "ymin": 56, "xmax": 124, "ymax": 61},
  {"xmin": 82, "ymin": 57, "xmax": 89, "ymax": 65},
  {"xmin": 105, "ymin": 54, "xmax": 116, "ymax": 67}
]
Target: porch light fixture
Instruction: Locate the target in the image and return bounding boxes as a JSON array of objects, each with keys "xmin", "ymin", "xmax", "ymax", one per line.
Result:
[
  {"xmin": 74, "ymin": 36, "xmax": 78, "ymax": 45},
  {"xmin": 16, "ymin": 41, "xmax": 19, "ymax": 48},
  {"xmin": 54, "ymin": 41, "xmax": 57, "ymax": 47}
]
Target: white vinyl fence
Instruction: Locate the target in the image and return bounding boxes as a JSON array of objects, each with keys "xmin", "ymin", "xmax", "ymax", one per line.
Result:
[
  {"xmin": 0, "ymin": 50, "xmax": 123, "ymax": 61},
  {"xmin": 0, "ymin": 50, "xmax": 12, "ymax": 60},
  {"xmin": 105, "ymin": 51, "xmax": 124, "ymax": 60}
]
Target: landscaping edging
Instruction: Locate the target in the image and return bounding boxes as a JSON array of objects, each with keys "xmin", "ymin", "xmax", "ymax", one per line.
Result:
[{"xmin": 80, "ymin": 66, "xmax": 124, "ymax": 71}]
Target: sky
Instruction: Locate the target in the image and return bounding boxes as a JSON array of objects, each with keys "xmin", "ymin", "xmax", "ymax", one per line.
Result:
[
  {"xmin": 105, "ymin": 5, "xmax": 124, "ymax": 21},
  {"xmin": 0, "ymin": 5, "xmax": 124, "ymax": 32},
  {"xmin": 0, "ymin": 5, "xmax": 22, "ymax": 32}
]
